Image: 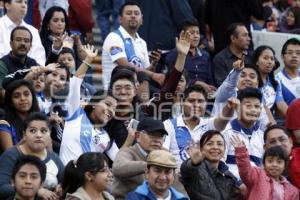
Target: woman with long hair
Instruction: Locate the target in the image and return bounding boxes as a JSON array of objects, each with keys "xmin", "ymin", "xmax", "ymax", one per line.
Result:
[
  {"xmin": 0, "ymin": 80, "xmax": 39, "ymax": 152},
  {"xmin": 62, "ymin": 152, "xmax": 114, "ymax": 200}
]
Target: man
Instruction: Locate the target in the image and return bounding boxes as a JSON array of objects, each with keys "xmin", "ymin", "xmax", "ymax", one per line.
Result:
[
  {"xmin": 125, "ymin": 149, "xmax": 188, "ymax": 200},
  {"xmin": 7, "ymin": 155, "xmax": 46, "ymax": 200},
  {"xmin": 101, "ymin": 1, "xmax": 162, "ymax": 90},
  {"xmin": 212, "ymin": 23, "xmax": 252, "ymax": 87},
  {"xmin": 223, "ymin": 87, "xmax": 265, "ymax": 179},
  {"xmin": 205, "ymin": 0, "xmax": 272, "ymax": 53},
  {"xmin": 112, "ymin": 117, "xmax": 185, "ymax": 200},
  {"xmin": 0, "ymin": 0, "xmax": 45, "ymax": 65},
  {"xmin": 276, "ymin": 38, "xmax": 300, "ymax": 105},
  {"xmin": 0, "ymin": 26, "xmax": 38, "ymax": 87},
  {"xmin": 165, "ymin": 19, "xmax": 215, "ymax": 91},
  {"xmin": 164, "ymin": 85, "xmax": 238, "ymax": 167}
]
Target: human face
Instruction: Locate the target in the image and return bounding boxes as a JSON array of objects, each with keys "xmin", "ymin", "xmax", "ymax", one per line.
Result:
[
  {"xmin": 32, "ymin": 74, "xmax": 45, "ymax": 93},
  {"xmin": 5, "ymin": 0, "xmax": 27, "ymax": 22},
  {"xmin": 264, "ymin": 156, "xmax": 285, "ymax": 180},
  {"xmin": 237, "ymin": 68, "xmax": 259, "ymax": 90},
  {"xmin": 238, "ymin": 98, "xmax": 261, "ymax": 125},
  {"xmin": 186, "ymin": 26, "xmax": 200, "ymax": 49},
  {"xmin": 45, "ymin": 68, "xmax": 68, "ymax": 94},
  {"xmin": 136, "ymin": 131, "xmax": 165, "ymax": 152},
  {"xmin": 287, "ymin": 11, "xmax": 296, "ymax": 26},
  {"xmin": 91, "ymin": 163, "xmax": 113, "ymax": 192},
  {"xmin": 183, "ymin": 92, "xmax": 207, "ymax": 119},
  {"xmin": 292, "ymin": 0, "xmax": 300, "ymax": 8},
  {"xmin": 264, "ymin": 129, "xmax": 293, "ymax": 155},
  {"xmin": 11, "ymin": 85, "xmax": 33, "ymax": 113},
  {"xmin": 91, "ymin": 96, "xmax": 117, "ymax": 126},
  {"xmin": 232, "ymin": 26, "xmax": 250, "ymax": 50},
  {"xmin": 58, "ymin": 53, "xmax": 75, "ymax": 70},
  {"xmin": 136, "ymin": 80, "xmax": 150, "ymax": 103},
  {"xmin": 201, "ymin": 134, "xmax": 225, "ymax": 162},
  {"xmin": 112, "ymin": 79, "xmax": 136, "ymax": 103},
  {"xmin": 48, "ymin": 11, "xmax": 66, "ymax": 36},
  {"xmin": 256, "ymin": 49, "xmax": 275, "ymax": 75},
  {"xmin": 13, "ymin": 164, "xmax": 42, "ymax": 200},
  {"xmin": 175, "ymin": 75, "xmax": 187, "ymax": 94},
  {"xmin": 282, "ymin": 44, "xmax": 300, "ymax": 69},
  {"xmin": 24, "ymin": 120, "xmax": 50, "ymax": 152},
  {"xmin": 10, "ymin": 29, "xmax": 32, "ymax": 57},
  {"xmin": 146, "ymin": 165, "xmax": 174, "ymax": 196},
  {"xmin": 120, "ymin": 5, "xmax": 142, "ymax": 32}
]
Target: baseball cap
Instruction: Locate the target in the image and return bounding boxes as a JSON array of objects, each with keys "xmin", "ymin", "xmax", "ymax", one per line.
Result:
[
  {"xmin": 147, "ymin": 150, "xmax": 177, "ymax": 168},
  {"xmin": 137, "ymin": 117, "xmax": 168, "ymax": 135}
]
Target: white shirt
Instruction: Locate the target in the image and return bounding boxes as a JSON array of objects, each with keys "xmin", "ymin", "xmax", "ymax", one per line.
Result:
[
  {"xmin": 163, "ymin": 114, "xmax": 216, "ymax": 167},
  {"xmin": 101, "ymin": 26, "xmax": 150, "ymax": 89},
  {"xmin": 0, "ymin": 15, "xmax": 46, "ymax": 65}
]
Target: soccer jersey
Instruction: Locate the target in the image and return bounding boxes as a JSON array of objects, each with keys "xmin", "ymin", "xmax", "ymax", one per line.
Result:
[
  {"xmin": 276, "ymin": 69, "xmax": 300, "ymax": 105},
  {"xmin": 163, "ymin": 114, "xmax": 216, "ymax": 167},
  {"xmin": 223, "ymin": 119, "xmax": 265, "ymax": 179}
]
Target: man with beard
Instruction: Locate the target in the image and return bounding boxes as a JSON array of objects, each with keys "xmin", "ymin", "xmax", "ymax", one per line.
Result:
[
  {"xmin": 101, "ymin": 1, "xmax": 162, "ymax": 90},
  {"xmin": 0, "ymin": 26, "xmax": 38, "ymax": 88}
]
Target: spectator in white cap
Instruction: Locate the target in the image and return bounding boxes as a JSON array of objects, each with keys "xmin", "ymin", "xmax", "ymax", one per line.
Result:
[{"xmin": 125, "ymin": 149, "xmax": 188, "ymax": 200}]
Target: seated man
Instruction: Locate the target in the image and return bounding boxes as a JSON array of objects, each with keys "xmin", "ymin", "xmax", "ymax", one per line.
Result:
[
  {"xmin": 112, "ymin": 117, "xmax": 185, "ymax": 200},
  {"xmin": 125, "ymin": 149, "xmax": 188, "ymax": 200},
  {"xmin": 223, "ymin": 87, "xmax": 265, "ymax": 179}
]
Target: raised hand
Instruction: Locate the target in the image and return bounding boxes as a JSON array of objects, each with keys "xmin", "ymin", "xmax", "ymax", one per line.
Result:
[
  {"xmin": 226, "ymin": 97, "xmax": 240, "ymax": 110},
  {"xmin": 176, "ymin": 30, "xmax": 191, "ymax": 56},
  {"xmin": 83, "ymin": 44, "xmax": 98, "ymax": 62},
  {"xmin": 187, "ymin": 141, "xmax": 205, "ymax": 165},
  {"xmin": 53, "ymin": 32, "xmax": 68, "ymax": 50},
  {"xmin": 230, "ymin": 135, "xmax": 245, "ymax": 149},
  {"xmin": 232, "ymin": 54, "xmax": 245, "ymax": 71}
]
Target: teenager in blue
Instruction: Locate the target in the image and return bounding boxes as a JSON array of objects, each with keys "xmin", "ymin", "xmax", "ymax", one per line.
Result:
[
  {"xmin": 276, "ymin": 38, "xmax": 300, "ymax": 106},
  {"xmin": 252, "ymin": 45, "xmax": 287, "ymax": 116},
  {"xmin": 125, "ymin": 149, "xmax": 188, "ymax": 200}
]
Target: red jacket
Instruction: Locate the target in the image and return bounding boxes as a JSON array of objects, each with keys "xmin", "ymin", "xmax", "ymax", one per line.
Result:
[
  {"xmin": 68, "ymin": 0, "xmax": 94, "ymax": 33},
  {"xmin": 235, "ymin": 146, "xmax": 299, "ymax": 200},
  {"xmin": 289, "ymin": 147, "xmax": 300, "ymax": 189}
]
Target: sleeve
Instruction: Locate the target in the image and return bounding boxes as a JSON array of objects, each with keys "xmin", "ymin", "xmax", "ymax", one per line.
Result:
[
  {"xmin": 51, "ymin": 152, "xmax": 65, "ymax": 183},
  {"xmin": 163, "ymin": 119, "xmax": 174, "ymax": 150},
  {"xmin": 0, "ymin": 149, "xmax": 18, "ymax": 199},
  {"xmin": 112, "ymin": 149, "xmax": 147, "ymax": 180},
  {"xmin": 103, "ymin": 33, "xmax": 127, "ymax": 62},
  {"xmin": 0, "ymin": 120, "xmax": 12, "ymax": 134},
  {"xmin": 68, "ymin": 0, "xmax": 94, "ymax": 33},
  {"xmin": 214, "ymin": 69, "xmax": 240, "ymax": 103},
  {"xmin": 0, "ymin": 61, "xmax": 8, "ymax": 88},
  {"xmin": 105, "ymin": 141, "xmax": 119, "ymax": 161},
  {"xmin": 65, "ymin": 76, "xmax": 83, "ymax": 118},
  {"xmin": 27, "ymin": 26, "xmax": 46, "ymax": 65},
  {"xmin": 234, "ymin": 146, "xmax": 260, "ymax": 188},
  {"xmin": 275, "ymin": 83, "xmax": 284, "ymax": 103}
]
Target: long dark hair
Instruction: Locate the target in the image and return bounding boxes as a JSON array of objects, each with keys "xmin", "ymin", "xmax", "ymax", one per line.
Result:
[
  {"xmin": 61, "ymin": 152, "xmax": 107, "ymax": 198},
  {"xmin": 39, "ymin": 6, "xmax": 70, "ymax": 41},
  {"xmin": 252, "ymin": 45, "xmax": 278, "ymax": 91},
  {"xmin": 4, "ymin": 80, "xmax": 40, "ymax": 139},
  {"xmin": 287, "ymin": 7, "xmax": 300, "ymax": 29}
]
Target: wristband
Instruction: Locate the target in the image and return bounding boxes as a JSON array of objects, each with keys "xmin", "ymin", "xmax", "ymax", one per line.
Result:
[{"xmin": 82, "ymin": 60, "xmax": 93, "ymax": 68}]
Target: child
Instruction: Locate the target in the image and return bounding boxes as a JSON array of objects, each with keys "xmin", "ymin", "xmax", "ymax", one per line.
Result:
[
  {"xmin": 32, "ymin": 73, "xmax": 46, "ymax": 113},
  {"xmin": 231, "ymin": 135, "xmax": 299, "ymax": 200}
]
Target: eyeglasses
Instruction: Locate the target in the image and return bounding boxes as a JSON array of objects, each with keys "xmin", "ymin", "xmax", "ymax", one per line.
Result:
[{"xmin": 283, "ymin": 50, "xmax": 300, "ymax": 56}]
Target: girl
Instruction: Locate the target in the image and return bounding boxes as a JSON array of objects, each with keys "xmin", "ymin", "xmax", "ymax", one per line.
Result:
[
  {"xmin": 180, "ymin": 130, "xmax": 240, "ymax": 200},
  {"xmin": 0, "ymin": 112, "xmax": 64, "ymax": 200},
  {"xmin": 232, "ymin": 135, "xmax": 299, "ymax": 200},
  {"xmin": 0, "ymin": 80, "xmax": 39, "ymax": 152},
  {"xmin": 278, "ymin": 7, "xmax": 300, "ymax": 34},
  {"xmin": 62, "ymin": 152, "xmax": 114, "ymax": 200},
  {"xmin": 252, "ymin": 45, "xmax": 288, "ymax": 116}
]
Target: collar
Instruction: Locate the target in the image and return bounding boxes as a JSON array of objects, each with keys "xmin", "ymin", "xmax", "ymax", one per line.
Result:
[
  {"xmin": 3, "ymin": 15, "xmax": 26, "ymax": 29},
  {"xmin": 282, "ymin": 68, "xmax": 300, "ymax": 80},
  {"xmin": 230, "ymin": 118, "xmax": 260, "ymax": 136},
  {"xmin": 136, "ymin": 143, "xmax": 148, "ymax": 158},
  {"xmin": 224, "ymin": 46, "xmax": 237, "ymax": 59},
  {"xmin": 177, "ymin": 114, "xmax": 203, "ymax": 130},
  {"xmin": 188, "ymin": 47, "xmax": 203, "ymax": 57},
  {"xmin": 119, "ymin": 26, "xmax": 140, "ymax": 40},
  {"xmin": 8, "ymin": 51, "xmax": 27, "ymax": 64}
]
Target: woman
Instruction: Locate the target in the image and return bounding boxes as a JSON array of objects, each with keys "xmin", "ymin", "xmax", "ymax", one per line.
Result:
[
  {"xmin": 180, "ymin": 130, "xmax": 240, "ymax": 200},
  {"xmin": 278, "ymin": 7, "xmax": 300, "ymax": 34},
  {"xmin": 252, "ymin": 45, "xmax": 288, "ymax": 116},
  {"xmin": 0, "ymin": 112, "xmax": 64, "ymax": 200},
  {"xmin": 39, "ymin": 6, "xmax": 85, "ymax": 61},
  {"xmin": 62, "ymin": 152, "xmax": 114, "ymax": 200},
  {"xmin": 0, "ymin": 80, "xmax": 39, "ymax": 152}
]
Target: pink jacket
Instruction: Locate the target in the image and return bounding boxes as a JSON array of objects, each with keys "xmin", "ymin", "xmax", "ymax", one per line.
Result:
[{"xmin": 235, "ymin": 147, "xmax": 299, "ymax": 200}]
